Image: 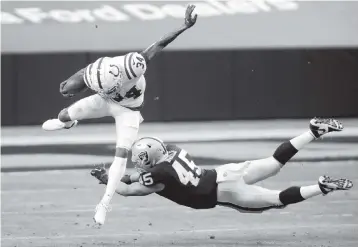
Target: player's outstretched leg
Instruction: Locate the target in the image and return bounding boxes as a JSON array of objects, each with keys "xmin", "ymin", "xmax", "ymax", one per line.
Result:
[
  {"xmin": 42, "ymin": 69, "xmax": 88, "ymax": 131},
  {"xmin": 42, "ymin": 94, "xmax": 109, "ymax": 131},
  {"xmin": 42, "ymin": 108, "xmax": 78, "ymax": 131},
  {"xmin": 243, "ymin": 118, "xmax": 343, "ymax": 185},
  {"xmin": 278, "ymin": 175, "xmax": 353, "ymax": 207},
  {"xmin": 217, "ymin": 174, "xmax": 352, "ymax": 212},
  {"xmin": 93, "ymin": 110, "xmax": 141, "ymax": 226}
]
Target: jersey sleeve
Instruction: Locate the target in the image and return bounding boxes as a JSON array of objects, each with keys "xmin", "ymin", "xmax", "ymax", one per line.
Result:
[
  {"xmin": 138, "ymin": 170, "xmax": 165, "ymax": 187},
  {"xmin": 165, "ymin": 144, "xmax": 181, "ymax": 154}
]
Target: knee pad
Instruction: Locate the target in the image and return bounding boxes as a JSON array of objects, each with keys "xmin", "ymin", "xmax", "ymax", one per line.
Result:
[{"xmin": 273, "ymin": 141, "xmax": 298, "ymax": 165}]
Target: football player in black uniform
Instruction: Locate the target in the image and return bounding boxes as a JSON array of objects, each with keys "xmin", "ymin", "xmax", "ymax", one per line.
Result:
[{"xmin": 91, "ymin": 118, "xmax": 353, "ymax": 212}]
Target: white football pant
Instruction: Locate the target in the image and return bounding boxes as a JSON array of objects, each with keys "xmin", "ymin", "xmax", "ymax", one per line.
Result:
[{"xmin": 67, "ymin": 94, "xmax": 143, "ymax": 149}]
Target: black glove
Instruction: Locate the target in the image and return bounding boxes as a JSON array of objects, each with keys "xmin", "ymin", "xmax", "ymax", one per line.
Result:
[{"xmin": 90, "ymin": 166, "xmax": 108, "ymax": 185}]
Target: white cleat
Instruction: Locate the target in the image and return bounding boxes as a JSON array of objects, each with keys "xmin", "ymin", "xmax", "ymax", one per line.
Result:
[
  {"xmin": 42, "ymin": 119, "xmax": 78, "ymax": 131},
  {"xmin": 318, "ymin": 175, "xmax": 353, "ymax": 195},
  {"xmin": 309, "ymin": 117, "xmax": 343, "ymax": 138},
  {"xmin": 93, "ymin": 202, "xmax": 111, "ymax": 226}
]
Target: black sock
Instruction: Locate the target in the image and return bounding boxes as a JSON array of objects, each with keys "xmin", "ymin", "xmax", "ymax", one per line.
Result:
[
  {"xmin": 279, "ymin": 186, "xmax": 305, "ymax": 205},
  {"xmin": 273, "ymin": 141, "xmax": 298, "ymax": 165}
]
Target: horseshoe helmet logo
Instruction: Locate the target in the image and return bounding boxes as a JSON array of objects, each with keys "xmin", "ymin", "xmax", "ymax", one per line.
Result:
[{"xmin": 109, "ymin": 64, "xmax": 121, "ymax": 78}]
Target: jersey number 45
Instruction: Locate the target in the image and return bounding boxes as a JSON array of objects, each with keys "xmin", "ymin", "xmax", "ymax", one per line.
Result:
[{"xmin": 172, "ymin": 150, "xmax": 202, "ymax": 187}]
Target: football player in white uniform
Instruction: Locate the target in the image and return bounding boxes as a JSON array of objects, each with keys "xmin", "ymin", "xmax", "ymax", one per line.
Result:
[{"xmin": 42, "ymin": 5, "xmax": 198, "ymax": 225}]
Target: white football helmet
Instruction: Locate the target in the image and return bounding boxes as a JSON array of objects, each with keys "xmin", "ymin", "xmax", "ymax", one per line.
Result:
[
  {"xmin": 83, "ymin": 57, "xmax": 123, "ymax": 94},
  {"xmin": 131, "ymin": 137, "xmax": 168, "ymax": 172}
]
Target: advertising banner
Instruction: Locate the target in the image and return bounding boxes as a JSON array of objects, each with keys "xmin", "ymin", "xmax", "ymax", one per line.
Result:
[{"xmin": 2, "ymin": 0, "xmax": 358, "ymax": 53}]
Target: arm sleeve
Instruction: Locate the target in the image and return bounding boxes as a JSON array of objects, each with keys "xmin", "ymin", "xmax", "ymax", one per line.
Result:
[{"xmin": 139, "ymin": 170, "xmax": 166, "ymax": 187}]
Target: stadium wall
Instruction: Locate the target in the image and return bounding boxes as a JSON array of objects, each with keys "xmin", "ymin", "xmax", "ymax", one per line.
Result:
[{"xmin": 2, "ymin": 49, "xmax": 358, "ymax": 126}]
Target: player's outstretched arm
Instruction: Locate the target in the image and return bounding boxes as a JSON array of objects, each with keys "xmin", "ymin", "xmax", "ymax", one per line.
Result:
[
  {"xmin": 59, "ymin": 68, "xmax": 88, "ymax": 98},
  {"xmin": 119, "ymin": 172, "xmax": 140, "ymax": 184},
  {"xmin": 130, "ymin": 172, "xmax": 140, "ymax": 182},
  {"xmin": 140, "ymin": 4, "xmax": 197, "ymax": 64},
  {"xmin": 116, "ymin": 182, "xmax": 165, "ymax": 196}
]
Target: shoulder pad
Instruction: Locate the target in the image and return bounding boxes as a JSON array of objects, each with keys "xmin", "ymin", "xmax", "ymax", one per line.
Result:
[
  {"xmin": 123, "ymin": 52, "xmax": 147, "ymax": 80},
  {"xmin": 166, "ymin": 144, "xmax": 181, "ymax": 153}
]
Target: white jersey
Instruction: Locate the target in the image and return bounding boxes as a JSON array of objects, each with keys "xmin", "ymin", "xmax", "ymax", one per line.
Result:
[{"xmin": 83, "ymin": 52, "xmax": 147, "ymax": 109}]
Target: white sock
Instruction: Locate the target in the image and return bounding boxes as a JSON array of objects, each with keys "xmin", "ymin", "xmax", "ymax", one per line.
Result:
[
  {"xmin": 300, "ymin": 185, "xmax": 323, "ymax": 199},
  {"xmin": 290, "ymin": 131, "xmax": 315, "ymax": 150},
  {"xmin": 101, "ymin": 157, "xmax": 127, "ymax": 205}
]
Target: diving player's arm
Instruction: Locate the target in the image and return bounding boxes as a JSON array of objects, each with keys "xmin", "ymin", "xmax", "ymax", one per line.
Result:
[
  {"xmin": 118, "ymin": 170, "xmax": 167, "ymax": 196},
  {"xmin": 140, "ymin": 4, "xmax": 197, "ymax": 64},
  {"xmin": 130, "ymin": 172, "xmax": 140, "ymax": 182},
  {"xmin": 91, "ymin": 168, "xmax": 148, "ymax": 194},
  {"xmin": 59, "ymin": 68, "xmax": 88, "ymax": 98},
  {"xmin": 116, "ymin": 182, "xmax": 165, "ymax": 196},
  {"xmin": 120, "ymin": 172, "xmax": 140, "ymax": 184}
]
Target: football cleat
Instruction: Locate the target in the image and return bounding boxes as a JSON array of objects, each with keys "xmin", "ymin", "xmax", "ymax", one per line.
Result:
[
  {"xmin": 309, "ymin": 117, "xmax": 343, "ymax": 138},
  {"xmin": 42, "ymin": 119, "xmax": 78, "ymax": 131},
  {"xmin": 318, "ymin": 175, "xmax": 353, "ymax": 194},
  {"xmin": 93, "ymin": 202, "xmax": 112, "ymax": 226},
  {"xmin": 91, "ymin": 166, "xmax": 108, "ymax": 185}
]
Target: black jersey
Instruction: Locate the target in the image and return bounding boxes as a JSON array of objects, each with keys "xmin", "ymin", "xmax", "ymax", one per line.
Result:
[{"xmin": 138, "ymin": 144, "xmax": 218, "ymax": 209}]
